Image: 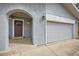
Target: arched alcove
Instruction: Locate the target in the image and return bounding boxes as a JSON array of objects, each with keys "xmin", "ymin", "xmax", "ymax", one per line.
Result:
[{"xmin": 7, "ymin": 9, "xmax": 33, "ymax": 46}]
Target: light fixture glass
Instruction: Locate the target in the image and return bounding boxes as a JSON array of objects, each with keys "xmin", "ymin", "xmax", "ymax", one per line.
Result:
[{"xmin": 27, "ymin": 22, "xmax": 30, "ymax": 24}]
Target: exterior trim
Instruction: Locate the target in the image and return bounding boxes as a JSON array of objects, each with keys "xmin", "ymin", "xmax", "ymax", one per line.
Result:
[
  {"xmin": 72, "ymin": 4, "xmax": 79, "ymax": 13},
  {"xmin": 46, "ymin": 14, "xmax": 75, "ymax": 24},
  {"xmin": 12, "ymin": 19, "xmax": 24, "ymax": 37}
]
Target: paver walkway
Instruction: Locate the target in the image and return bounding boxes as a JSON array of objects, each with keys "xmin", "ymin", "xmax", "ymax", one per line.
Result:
[{"xmin": 0, "ymin": 39, "xmax": 79, "ymax": 56}]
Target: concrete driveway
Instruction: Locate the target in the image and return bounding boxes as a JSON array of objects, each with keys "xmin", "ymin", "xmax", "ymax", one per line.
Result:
[{"xmin": 0, "ymin": 39, "xmax": 79, "ymax": 56}]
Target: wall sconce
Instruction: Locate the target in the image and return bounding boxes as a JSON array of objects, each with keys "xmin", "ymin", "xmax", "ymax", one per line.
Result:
[{"xmin": 42, "ymin": 15, "xmax": 46, "ymax": 20}]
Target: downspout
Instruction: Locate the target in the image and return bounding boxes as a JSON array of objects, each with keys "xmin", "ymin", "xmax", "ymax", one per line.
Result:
[{"xmin": 45, "ymin": 14, "xmax": 47, "ymax": 44}]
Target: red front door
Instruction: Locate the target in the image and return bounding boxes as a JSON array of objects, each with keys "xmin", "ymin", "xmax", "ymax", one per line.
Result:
[{"xmin": 14, "ymin": 20, "xmax": 23, "ymax": 37}]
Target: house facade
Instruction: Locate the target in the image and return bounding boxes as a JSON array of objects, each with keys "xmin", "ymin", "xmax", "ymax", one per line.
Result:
[{"xmin": 0, "ymin": 3, "xmax": 78, "ymax": 51}]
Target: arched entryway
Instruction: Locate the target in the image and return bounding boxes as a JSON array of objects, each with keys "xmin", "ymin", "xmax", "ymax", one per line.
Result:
[{"xmin": 7, "ymin": 9, "xmax": 33, "ymax": 46}]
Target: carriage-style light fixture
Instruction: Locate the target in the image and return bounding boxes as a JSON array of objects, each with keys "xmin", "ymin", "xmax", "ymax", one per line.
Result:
[{"xmin": 42, "ymin": 13, "xmax": 46, "ymax": 20}]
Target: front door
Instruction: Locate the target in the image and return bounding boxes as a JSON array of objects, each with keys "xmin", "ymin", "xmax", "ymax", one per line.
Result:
[{"xmin": 14, "ymin": 20, "xmax": 23, "ymax": 37}]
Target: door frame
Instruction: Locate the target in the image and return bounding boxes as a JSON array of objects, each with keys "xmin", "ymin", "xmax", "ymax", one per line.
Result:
[
  {"xmin": 12, "ymin": 19, "xmax": 24, "ymax": 37},
  {"xmin": 77, "ymin": 21, "xmax": 79, "ymax": 37}
]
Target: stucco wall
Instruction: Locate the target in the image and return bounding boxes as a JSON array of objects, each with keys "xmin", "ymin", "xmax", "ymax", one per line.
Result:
[
  {"xmin": 9, "ymin": 19, "xmax": 13, "ymax": 38},
  {"xmin": 46, "ymin": 3, "xmax": 76, "ymax": 20},
  {"xmin": 0, "ymin": 3, "xmax": 45, "ymax": 50},
  {"xmin": 0, "ymin": 3, "xmax": 77, "ymax": 51},
  {"xmin": 24, "ymin": 19, "xmax": 32, "ymax": 38},
  {"xmin": 0, "ymin": 14, "xmax": 9, "ymax": 51}
]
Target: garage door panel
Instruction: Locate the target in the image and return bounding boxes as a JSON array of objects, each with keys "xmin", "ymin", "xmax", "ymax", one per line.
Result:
[{"xmin": 47, "ymin": 22, "xmax": 73, "ymax": 43}]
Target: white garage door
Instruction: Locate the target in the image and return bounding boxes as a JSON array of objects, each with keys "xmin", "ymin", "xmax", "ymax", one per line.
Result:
[{"xmin": 47, "ymin": 22, "xmax": 73, "ymax": 43}]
